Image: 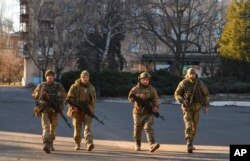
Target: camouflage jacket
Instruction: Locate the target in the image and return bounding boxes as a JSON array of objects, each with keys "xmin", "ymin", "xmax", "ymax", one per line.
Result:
[
  {"xmin": 32, "ymin": 81, "xmax": 66, "ymax": 109},
  {"xmin": 66, "ymin": 79, "xmax": 96, "ymax": 111},
  {"xmin": 174, "ymin": 78, "xmax": 210, "ymax": 107},
  {"xmin": 128, "ymin": 83, "xmax": 160, "ymax": 114}
]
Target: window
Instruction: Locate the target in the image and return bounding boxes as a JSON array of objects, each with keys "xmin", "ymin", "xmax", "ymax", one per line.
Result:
[
  {"xmin": 20, "ymin": 4, "xmax": 27, "ymax": 14},
  {"xmin": 7, "ymin": 41, "xmax": 14, "ymax": 49},
  {"xmin": 131, "ymin": 61, "xmax": 140, "ymax": 70},
  {"xmin": 152, "ymin": 7, "xmax": 162, "ymax": 15},
  {"xmin": 40, "ymin": 21, "xmax": 54, "ymax": 31},
  {"xmin": 131, "ymin": 7, "xmax": 141, "ymax": 16},
  {"xmin": 155, "ymin": 26, "xmax": 161, "ymax": 35},
  {"xmin": 20, "ymin": 23, "xmax": 28, "ymax": 32},
  {"xmin": 171, "ymin": 28, "xmax": 187, "ymax": 40},
  {"xmin": 129, "ymin": 43, "xmax": 140, "ymax": 53}
]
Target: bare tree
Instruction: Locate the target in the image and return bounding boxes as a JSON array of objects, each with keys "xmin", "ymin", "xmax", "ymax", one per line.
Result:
[
  {"xmin": 130, "ymin": 0, "xmax": 223, "ymax": 76},
  {"xmin": 65, "ymin": 0, "xmax": 131, "ymax": 97},
  {"xmin": 68, "ymin": 0, "xmax": 128, "ymax": 69},
  {"xmin": 22, "ymin": 0, "xmax": 75, "ymax": 81},
  {"xmin": 1, "ymin": 52, "xmax": 23, "ymax": 84},
  {"xmin": 0, "ymin": 0, "xmax": 23, "ymax": 84}
]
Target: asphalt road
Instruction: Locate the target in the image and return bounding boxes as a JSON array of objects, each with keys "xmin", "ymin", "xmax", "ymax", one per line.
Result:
[{"xmin": 0, "ymin": 87, "xmax": 250, "ymax": 146}]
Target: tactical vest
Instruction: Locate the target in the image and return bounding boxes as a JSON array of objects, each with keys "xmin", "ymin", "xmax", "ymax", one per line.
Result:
[
  {"xmin": 182, "ymin": 79, "xmax": 202, "ymax": 104},
  {"xmin": 40, "ymin": 82, "xmax": 60, "ymax": 103}
]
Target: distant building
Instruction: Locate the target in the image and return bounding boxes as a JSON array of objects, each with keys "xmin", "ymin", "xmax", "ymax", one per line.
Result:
[
  {"xmin": 0, "ymin": 32, "xmax": 19, "ymax": 56},
  {"xmin": 19, "ymin": 0, "xmax": 231, "ymax": 85},
  {"xmin": 19, "ymin": 0, "xmax": 77, "ymax": 86},
  {"xmin": 121, "ymin": 0, "xmax": 229, "ymax": 77}
]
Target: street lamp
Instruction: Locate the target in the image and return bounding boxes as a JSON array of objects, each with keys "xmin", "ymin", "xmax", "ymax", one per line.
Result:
[{"xmin": 37, "ymin": 56, "xmax": 44, "ymax": 83}]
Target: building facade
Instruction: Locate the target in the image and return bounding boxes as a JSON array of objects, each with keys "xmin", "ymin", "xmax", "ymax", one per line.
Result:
[
  {"xmin": 19, "ymin": 0, "xmax": 231, "ymax": 85},
  {"xmin": 121, "ymin": 0, "xmax": 229, "ymax": 77},
  {"xmin": 19, "ymin": 0, "xmax": 77, "ymax": 86}
]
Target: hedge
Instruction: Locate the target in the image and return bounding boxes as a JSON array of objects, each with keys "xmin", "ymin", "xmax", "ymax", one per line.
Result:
[{"xmin": 60, "ymin": 70, "xmax": 250, "ymax": 97}]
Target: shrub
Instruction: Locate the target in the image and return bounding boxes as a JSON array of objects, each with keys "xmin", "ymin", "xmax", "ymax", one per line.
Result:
[{"xmin": 60, "ymin": 70, "xmax": 250, "ymax": 97}]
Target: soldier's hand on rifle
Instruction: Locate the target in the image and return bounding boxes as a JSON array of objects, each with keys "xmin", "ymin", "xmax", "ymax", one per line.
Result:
[
  {"xmin": 139, "ymin": 93, "xmax": 147, "ymax": 101},
  {"xmin": 203, "ymin": 106, "xmax": 209, "ymax": 114},
  {"xmin": 40, "ymin": 92, "xmax": 48, "ymax": 100},
  {"xmin": 72, "ymin": 107, "xmax": 78, "ymax": 112},
  {"xmin": 152, "ymin": 107, "xmax": 159, "ymax": 113},
  {"xmin": 183, "ymin": 100, "xmax": 189, "ymax": 108}
]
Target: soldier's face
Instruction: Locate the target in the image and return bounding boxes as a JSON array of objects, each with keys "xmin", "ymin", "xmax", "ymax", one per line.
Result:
[
  {"xmin": 46, "ymin": 74, "xmax": 54, "ymax": 83},
  {"xmin": 81, "ymin": 75, "xmax": 89, "ymax": 84},
  {"xmin": 140, "ymin": 78, "xmax": 149, "ymax": 86},
  {"xmin": 189, "ymin": 73, "xmax": 196, "ymax": 80}
]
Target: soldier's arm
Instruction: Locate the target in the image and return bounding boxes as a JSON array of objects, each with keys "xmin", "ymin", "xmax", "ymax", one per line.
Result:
[
  {"xmin": 92, "ymin": 87, "xmax": 97, "ymax": 109},
  {"xmin": 66, "ymin": 85, "xmax": 78, "ymax": 111},
  {"xmin": 66, "ymin": 85, "xmax": 76, "ymax": 101},
  {"xmin": 128, "ymin": 86, "xmax": 137, "ymax": 103},
  {"xmin": 174, "ymin": 81, "xmax": 185, "ymax": 104},
  {"xmin": 151, "ymin": 87, "xmax": 160, "ymax": 108},
  {"xmin": 200, "ymin": 81, "xmax": 210, "ymax": 106},
  {"xmin": 32, "ymin": 84, "xmax": 41, "ymax": 100},
  {"xmin": 58, "ymin": 83, "xmax": 67, "ymax": 99}
]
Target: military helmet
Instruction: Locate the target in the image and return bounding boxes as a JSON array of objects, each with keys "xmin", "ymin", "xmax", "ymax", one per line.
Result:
[
  {"xmin": 45, "ymin": 70, "xmax": 55, "ymax": 77},
  {"xmin": 186, "ymin": 68, "xmax": 196, "ymax": 75},
  {"xmin": 80, "ymin": 70, "xmax": 90, "ymax": 77},
  {"xmin": 185, "ymin": 68, "xmax": 197, "ymax": 79},
  {"xmin": 138, "ymin": 72, "xmax": 151, "ymax": 80}
]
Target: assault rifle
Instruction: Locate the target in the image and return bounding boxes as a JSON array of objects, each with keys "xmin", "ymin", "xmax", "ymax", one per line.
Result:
[
  {"xmin": 183, "ymin": 95, "xmax": 190, "ymax": 108},
  {"xmin": 39, "ymin": 92, "xmax": 72, "ymax": 129},
  {"xmin": 130, "ymin": 93, "xmax": 165, "ymax": 121},
  {"xmin": 65, "ymin": 99, "xmax": 104, "ymax": 125}
]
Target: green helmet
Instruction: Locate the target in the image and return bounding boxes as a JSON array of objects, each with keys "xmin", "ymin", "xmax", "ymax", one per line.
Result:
[
  {"xmin": 138, "ymin": 72, "xmax": 151, "ymax": 80},
  {"xmin": 80, "ymin": 70, "xmax": 90, "ymax": 77},
  {"xmin": 45, "ymin": 70, "xmax": 55, "ymax": 77}
]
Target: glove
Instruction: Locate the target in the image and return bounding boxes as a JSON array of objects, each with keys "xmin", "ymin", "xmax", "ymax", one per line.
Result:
[
  {"xmin": 139, "ymin": 93, "xmax": 147, "ymax": 101},
  {"xmin": 72, "ymin": 107, "xmax": 78, "ymax": 112},
  {"xmin": 34, "ymin": 106, "xmax": 41, "ymax": 117},
  {"xmin": 183, "ymin": 100, "xmax": 190, "ymax": 108},
  {"xmin": 152, "ymin": 107, "xmax": 159, "ymax": 113}
]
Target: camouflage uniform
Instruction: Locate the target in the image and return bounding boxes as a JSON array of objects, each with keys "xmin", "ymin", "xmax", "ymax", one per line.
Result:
[
  {"xmin": 128, "ymin": 72, "xmax": 160, "ymax": 152},
  {"xmin": 66, "ymin": 76, "xmax": 96, "ymax": 151},
  {"xmin": 174, "ymin": 68, "xmax": 209, "ymax": 152},
  {"xmin": 32, "ymin": 76, "xmax": 66, "ymax": 153}
]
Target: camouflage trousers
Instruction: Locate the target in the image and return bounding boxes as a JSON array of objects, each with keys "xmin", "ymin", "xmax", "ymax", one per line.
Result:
[
  {"xmin": 133, "ymin": 113, "xmax": 155, "ymax": 145},
  {"xmin": 41, "ymin": 111, "xmax": 58, "ymax": 143},
  {"xmin": 182, "ymin": 103, "xmax": 202, "ymax": 141},
  {"xmin": 72, "ymin": 113, "xmax": 93, "ymax": 145}
]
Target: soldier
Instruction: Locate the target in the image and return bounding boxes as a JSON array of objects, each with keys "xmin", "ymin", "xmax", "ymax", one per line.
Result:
[
  {"xmin": 32, "ymin": 70, "xmax": 66, "ymax": 153},
  {"xmin": 174, "ymin": 68, "xmax": 209, "ymax": 153},
  {"xmin": 128, "ymin": 72, "xmax": 160, "ymax": 152},
  {"xmin": 66, "ymin": 70, "xmax": 96, "ymax": 151}
]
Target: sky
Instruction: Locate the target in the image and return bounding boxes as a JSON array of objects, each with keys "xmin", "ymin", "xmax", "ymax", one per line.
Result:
[{"xmin": 2, "ymin": 0, "xmax": 20, "ymax": 32}]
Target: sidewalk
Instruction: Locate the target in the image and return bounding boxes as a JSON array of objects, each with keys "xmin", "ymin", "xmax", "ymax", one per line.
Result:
[
  {"xmin": 0, "ymin": 131, "xmax": 228, "ymax": 161},
  {"xmin": 100, "ymin": 93, "xmax": 250, "ymax": 107}
]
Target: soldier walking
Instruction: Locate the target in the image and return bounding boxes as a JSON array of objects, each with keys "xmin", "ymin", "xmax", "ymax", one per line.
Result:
[
  {"xmin": 174, "ymin": 68, "xmax": 209, "ymax": 153},
  {"xmin": 32, "ymin": 70, "xmax": 66, "ymax": 153},
  {"xmin": 128, "ymin": 72, "xmax": 160, "ymax": 152},
  {"xmin": 66, "ymin": 70, "xmax": 96, "ymax": 151}
]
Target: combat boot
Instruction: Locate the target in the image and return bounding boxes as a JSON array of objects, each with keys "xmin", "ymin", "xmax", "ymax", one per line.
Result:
[
  {"xmin": 43, "ymin": 141, "xmax": 51, "ymax": 153},
  {"xmin": 134, "ymin": 141, "xmax": 141, "ymax": 151},
  {"xmin": 75, "ymin": 143, "xmax": 80, "ymax": 150},
  {"xmin": 51, "ymin": 141, "xmax": 55, "ymax": 151},
  {"xmin": 87, "ymin": 143, "xmax": 94, "ymax": 151},
  {"xmin": 187, "ymin": 139, "xmax": 193, "ymax": 153},
  {"xmin": 149, "ymin": 143, "xmax": 160, "ymax": 152}
]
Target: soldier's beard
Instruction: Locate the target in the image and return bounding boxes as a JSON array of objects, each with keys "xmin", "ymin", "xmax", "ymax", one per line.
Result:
[
  {"xmin": 189, "ymin": 77, "xmax": 196, "ymax": 83},
  {"xmin": 81, "ymin": 82, "xmax": 89, "ymax": 87},
  {"xmin": 47, "ymin": 79, "xmax": 54, "ymax": 84},
  {"xmin": 139, "ymin": 82, "xmax": 149, "ymax": 87}
]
